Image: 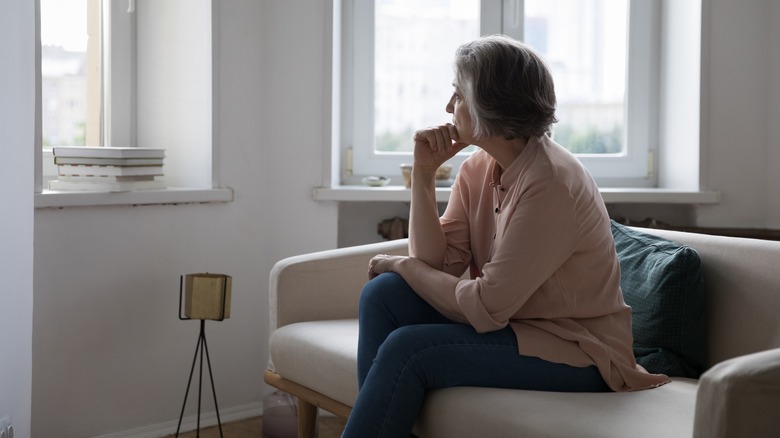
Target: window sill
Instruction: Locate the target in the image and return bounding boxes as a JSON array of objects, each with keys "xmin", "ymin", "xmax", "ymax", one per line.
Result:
[
  {"xmin": 35, "ymin": 187, "xmax": 234, "ymax": 209},
  {"xmin": 313, "ymin": 185, "xmax": 721, "ymax": 204}
]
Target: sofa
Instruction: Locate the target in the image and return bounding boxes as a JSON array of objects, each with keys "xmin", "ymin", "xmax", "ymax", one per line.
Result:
[{"xmin": 264, "ymin": 224, "xmax": 780, "ymax": 437}]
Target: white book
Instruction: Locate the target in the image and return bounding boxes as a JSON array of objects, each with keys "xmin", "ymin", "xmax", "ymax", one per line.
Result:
[
  {"xmin": 57, "ymin": 164, "xmax": 164, "ymax": 177},
  {"xmin": 54, "ymin": 156, "xmax": 165, "ymax": 166},
  {"xmin": 57, "ymin": 175, "xmax": 158, "ymax": 183},
  {"xmin": 48, "ymin": 179, "xmax": 167, "ymax": 192},
  {"xmin": 52, "ymin": 146, "xmax": 166, "ymax": 159}
]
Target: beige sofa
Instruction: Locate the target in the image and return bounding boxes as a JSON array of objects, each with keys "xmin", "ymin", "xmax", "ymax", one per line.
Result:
[{"xmin": 264, "ymin": 227, "xmax": 780, "ymax": 437}]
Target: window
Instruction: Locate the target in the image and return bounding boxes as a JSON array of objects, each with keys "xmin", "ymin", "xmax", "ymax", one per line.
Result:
[
  {"xmin": 37, "ymin": 0, "xmax": 221, "ymax": 200},
  {"xmin": 39, "ymin": 0, "xmax": 135, "ymax": 184},
  {"xmin": 339, "ymin": 0, "xmax": 659, "ymax": 187}
]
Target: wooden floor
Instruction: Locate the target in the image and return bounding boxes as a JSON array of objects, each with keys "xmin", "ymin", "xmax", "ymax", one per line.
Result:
[{"xmin": 169, "ymin": 415, "xmax": 346, "ymax": 438}]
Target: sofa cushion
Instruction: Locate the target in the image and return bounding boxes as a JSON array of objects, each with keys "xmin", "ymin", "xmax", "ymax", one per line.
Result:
[
  {"xmin": 611, "ymin": 221, "xmax": 706, "ymax": 378},
  {"xmin": 415, "ymin": 379, "xmax": 698, "ymax": 438},
  {"xmin": 270, "ymin": 318, "xmax": 701, "ymax": 438},
  {"xmin": 269, "ymin": 319, "xmax": 360, "ymax": 407}
]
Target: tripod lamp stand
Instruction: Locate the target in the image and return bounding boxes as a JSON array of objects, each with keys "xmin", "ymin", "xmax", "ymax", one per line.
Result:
[{"xmin": 175, "ymin": 273, "xmax": 232, "ymax": 438}]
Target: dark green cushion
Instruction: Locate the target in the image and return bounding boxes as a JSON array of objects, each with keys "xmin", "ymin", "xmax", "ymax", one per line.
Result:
[{"xmin": 611, "ymin": 221, "xmax": 706, "ymax": 378}]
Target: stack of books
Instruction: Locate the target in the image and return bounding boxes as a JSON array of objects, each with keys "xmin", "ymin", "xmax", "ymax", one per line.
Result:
[{"xmin": 49, "ymin": 147, "xmax": 166, "ymax": 192}]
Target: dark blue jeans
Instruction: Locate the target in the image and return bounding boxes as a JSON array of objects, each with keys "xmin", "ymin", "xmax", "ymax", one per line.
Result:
[{"xmin": 342, "ymin": 272, "xmax": 610, "ymax": 438}]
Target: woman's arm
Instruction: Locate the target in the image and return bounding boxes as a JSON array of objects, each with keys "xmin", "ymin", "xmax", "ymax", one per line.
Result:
[
  {"xmin": 365, "ymin": 124, "xmax": 470, "ymax": 322},
  {"xmin": 369, "ymin": 254, "xmax": 466, "ymax": 323},
  {"xmin": 408, "ymin": 165, "xmax": 446, "ymax": 268},
  {"xmin": 408, "ymin": 125, "xmax": 468, "ymax": 267}
]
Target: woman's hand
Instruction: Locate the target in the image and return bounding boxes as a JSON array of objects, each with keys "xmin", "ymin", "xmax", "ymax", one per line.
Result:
[
  {"xmin": 413, "ymin": 124, "xmax": 469, "ymax": 169},
  {"xmin": 368, "ymin": 254, "xmax": 408, "ymax": 280}
]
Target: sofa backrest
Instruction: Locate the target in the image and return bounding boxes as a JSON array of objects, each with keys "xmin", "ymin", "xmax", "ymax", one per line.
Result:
[
  {"xmin": 269, "ymin": 228, "xmax": 780, "ymax": 369},
  {"xmin": 638, "ymin": 228, "xmax": 780, "ymax": 367}
]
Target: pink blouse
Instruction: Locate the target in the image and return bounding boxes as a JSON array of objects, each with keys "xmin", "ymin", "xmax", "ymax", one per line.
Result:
[{"xmin": 438, "ymin": 135, "xmax": 670, "ymax": 391}]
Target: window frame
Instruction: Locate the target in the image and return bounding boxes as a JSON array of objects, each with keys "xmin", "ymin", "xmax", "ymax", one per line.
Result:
[
  {"xmin": 339, "ymin": 0, "xmax": 660, "ymax": 188},
  {"xmin": 101, "ymin": 0, "xmax": 136, "ymax": 150}
]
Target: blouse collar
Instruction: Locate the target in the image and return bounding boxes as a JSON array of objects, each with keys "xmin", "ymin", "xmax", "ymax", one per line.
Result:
[{"xmin": 491, "ymin": 135, "xmax": 544, "ymax": 188}]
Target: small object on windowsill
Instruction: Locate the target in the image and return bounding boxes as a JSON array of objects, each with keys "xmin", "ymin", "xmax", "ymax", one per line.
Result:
[
  {"xmin": 400, "ymin": 163, "xmax": 453, "ymax": 188},
  {"xmin": 362, "ymin": 176, "xmax": 391, "ymax": 187}
]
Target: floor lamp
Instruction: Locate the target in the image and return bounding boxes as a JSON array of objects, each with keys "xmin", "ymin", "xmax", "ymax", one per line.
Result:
[{"xmin": 175, "ymin": 273, "xmax": 232, "ymax": 438}]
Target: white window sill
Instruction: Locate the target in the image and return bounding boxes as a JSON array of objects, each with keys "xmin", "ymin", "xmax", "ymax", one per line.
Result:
[
  {"xmin": 35, "ymin": 187, "xmax": 234, "ymax": 209},
  {"xmin": 313, "ymin": 185, "xmax": 721, "ymax": 204}
]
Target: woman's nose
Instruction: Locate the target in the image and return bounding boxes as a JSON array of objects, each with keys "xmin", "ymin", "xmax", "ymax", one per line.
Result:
[{"xmin": 445, "ymin": 96, "xmax": 454, "ymax": 113}]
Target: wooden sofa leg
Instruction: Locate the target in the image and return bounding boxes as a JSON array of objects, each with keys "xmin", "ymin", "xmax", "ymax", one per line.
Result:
[
  {"xmin": 297, "ymin": 397, "xmax": 318, "ymax": 438},
  {"xmin": 264, "ymin": 370, "xmax": 352, "ymax": 436}
]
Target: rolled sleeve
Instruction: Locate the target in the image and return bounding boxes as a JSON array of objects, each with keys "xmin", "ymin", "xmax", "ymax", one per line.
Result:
[{"xmin": 455, "ymin": 278, "xmax": 508, "ymax": 333}]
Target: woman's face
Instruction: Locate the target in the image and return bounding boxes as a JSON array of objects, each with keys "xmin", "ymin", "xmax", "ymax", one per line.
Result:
[{"xmin": 446, "ymin": 84, "xmax": 474, "ymax": 144}]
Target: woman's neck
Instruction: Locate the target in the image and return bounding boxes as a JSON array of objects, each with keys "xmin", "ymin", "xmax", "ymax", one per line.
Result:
[{"xmin": 479, "ymin": 136, "xmax": 529, "ymax": 170}]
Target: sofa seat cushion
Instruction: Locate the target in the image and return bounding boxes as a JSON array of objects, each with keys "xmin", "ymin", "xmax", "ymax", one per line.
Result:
[
  {"xmin": 269, "ymin": 319, "xmax": 360, "ymax": 407},
  {"xmin": 270, "ymin": 319, "xmax": 699, "ymax": 437},
  {"xmin": 415, "ymin": 379, "xmax": 698, "ymax": 438}
]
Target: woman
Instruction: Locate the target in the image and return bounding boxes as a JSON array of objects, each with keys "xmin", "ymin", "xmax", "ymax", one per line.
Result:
[{"xmin": 341, "ymin": 35, "xmax": 669, "ymax": 438}]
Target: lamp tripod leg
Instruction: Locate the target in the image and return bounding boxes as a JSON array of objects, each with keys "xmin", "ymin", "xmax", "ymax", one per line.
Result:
[
  {"xmin": 174, "ymin": 320, "xmax": 223, "ymax": 438},
  {"xmin": 197, "ymin": 324, "xmax": 204, "ymax": 436},
  {"xmin": 175, "ymin": 322, "xmax": 204, "ymax": 437},
  {"xmin": 201, "ymin": 323, "xmax": 224, "ymax": 437}
]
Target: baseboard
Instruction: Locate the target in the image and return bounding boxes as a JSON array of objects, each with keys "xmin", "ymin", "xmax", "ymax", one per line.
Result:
[{"xmin": 90, "ymin": 402, "xmax": 263, "ymax": 438}]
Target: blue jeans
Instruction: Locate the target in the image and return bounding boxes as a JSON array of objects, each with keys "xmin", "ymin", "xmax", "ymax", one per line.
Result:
[{"xmin": 342, "ymin": 273, "xmax": 610, "ymax": 438}]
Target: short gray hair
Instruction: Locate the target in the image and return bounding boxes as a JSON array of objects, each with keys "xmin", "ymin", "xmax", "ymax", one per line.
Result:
[{"xmin": 454, "ymin": 35, "xmax": 558, "ymax": 140}]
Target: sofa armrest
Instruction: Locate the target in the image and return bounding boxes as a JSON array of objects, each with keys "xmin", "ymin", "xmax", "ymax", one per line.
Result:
[
  {"xmin": 269, "ymin": 239, "xmax": 409, "ymax": 330},
  {"xmin": 693, "ymin": 348, "xmax": 780, "ymax": 438}
]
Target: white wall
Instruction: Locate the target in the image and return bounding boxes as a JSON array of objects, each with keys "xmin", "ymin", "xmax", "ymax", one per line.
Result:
[
  {"xmin": 32, "ymin": 1, "xmax": 337, "ymax": 436},
  {"xmin": 19, "ymin": 0, "xmax": 780, "ymax": 436},
  {"xmin": 766, "ymin": 1, "xmax": 780, "ymax": 228},
  {"xmin": 0, "ymin": 2, "xmax": 34, "ymax": 437},
  {"xmin": 136, "ymin": 0, "xmax": 213, "ymax": 188},
  {"xmin": 694, "ymin": 0, "xmax": 779, "ymax": 228},
  {"xmin": 658, "ymin": 0, "xmax": 700, "ymax": 191}
]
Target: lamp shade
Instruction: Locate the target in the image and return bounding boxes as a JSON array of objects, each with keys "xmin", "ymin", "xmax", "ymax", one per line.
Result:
[{"xmin": 182, "ymin": 273, "xmax": 232, "ymax": 320}]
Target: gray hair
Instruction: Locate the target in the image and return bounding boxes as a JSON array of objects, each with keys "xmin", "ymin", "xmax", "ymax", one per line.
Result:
[{"xmin": 454, "ymin": 35, "xmax": 558, "ymax": 140}]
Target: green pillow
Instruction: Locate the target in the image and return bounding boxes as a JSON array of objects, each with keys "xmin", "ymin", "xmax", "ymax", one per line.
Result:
[{"xmin": 610, "ymin": 221, "xmax": 706, "ymax": 378}]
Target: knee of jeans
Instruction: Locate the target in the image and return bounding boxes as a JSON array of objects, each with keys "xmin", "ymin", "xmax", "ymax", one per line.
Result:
[
  {"xmin": 359, "ymin": 272, "xmax": 404, "ymax": 310},
  {"xmin": 376, "ymin": 325, "xmax": 425, "ymax": 360}
]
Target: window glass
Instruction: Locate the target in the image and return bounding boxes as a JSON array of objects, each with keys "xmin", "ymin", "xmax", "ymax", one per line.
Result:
[
  {"xmin": 373, "ymin": 0, "xmax": 480, "ymax": 154},
  {"xmin": 525, "ymin": 0, "xmax": 628, "ymax": 155},
  {"xmin": 40, "ymin": 0, "xmax": 100, "ymax": 148}
]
